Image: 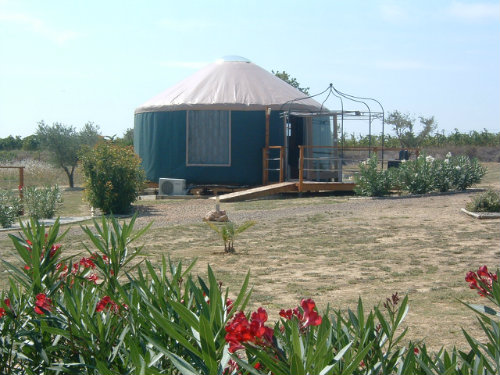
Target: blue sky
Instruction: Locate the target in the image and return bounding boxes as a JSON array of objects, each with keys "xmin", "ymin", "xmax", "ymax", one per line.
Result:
[{"xmin": 0, "ymin": 0, "xmax": 498, "ymax": 138}]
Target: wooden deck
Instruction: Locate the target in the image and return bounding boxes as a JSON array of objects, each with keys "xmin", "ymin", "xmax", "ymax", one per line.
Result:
[{"xmin": 215, "ymin": 181, "xmax": 356, "ymax": 202}]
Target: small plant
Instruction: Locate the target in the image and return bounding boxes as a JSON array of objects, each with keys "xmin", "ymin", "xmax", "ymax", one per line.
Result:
[
  {"xmin": 207, "ymin": 220, "xmax": 256, "ymax": 253},
  {"xmin": 0, "ymin": 190, "xmax": 21, "ymax": 228},
  {"xmin": 466, "ymin": 189, "xmax": 500, "ymax": 213},
  {"xmin": 22, "ymin": 185, "xmax": 62, "ymax": 219},
  {"xmin": 80, "ymin": 142, "xmax": 145, "ymax": 214}
]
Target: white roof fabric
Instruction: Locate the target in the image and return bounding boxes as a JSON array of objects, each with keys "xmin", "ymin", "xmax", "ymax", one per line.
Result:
[{"xmin": 135, "ymin": 57, "xmax": 323, "ymax": 114}]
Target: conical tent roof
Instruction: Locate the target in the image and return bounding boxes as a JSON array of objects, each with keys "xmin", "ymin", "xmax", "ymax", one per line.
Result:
[{"xmin": 135, "ymin": 56, "xmax": 323, "ymax": 114}]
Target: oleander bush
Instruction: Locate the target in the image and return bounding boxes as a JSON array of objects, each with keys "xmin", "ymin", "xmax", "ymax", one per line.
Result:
[
  {"xmin": 0, "ymin": 216, "xmax": 499, "ymax": 374},
  {"xmin": 80, "ymin": 142, "xmax": 145, "ymax": 215},
  {"xmin": 355, "ymin": 153, "xmax": 486, "ymax": 197},
  {"xmin": 354, "ymin": 156, "xmax": 394, "ymax": 197},
  {"xmin": 466, "ymin": 189, "xmax": 500, "ymax": 213},
  {"xmin": 0, "ymin": 190, "xmax": 21, "ymax": 228},
  {"xmin": 22, "ymin": 185, "xmax": 62, "ymax": 219}
]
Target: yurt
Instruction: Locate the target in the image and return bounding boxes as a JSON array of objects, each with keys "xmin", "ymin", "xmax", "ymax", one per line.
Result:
[{"xmin": 134, "ymin": 56, "xmax": 328, "ymax": 187}]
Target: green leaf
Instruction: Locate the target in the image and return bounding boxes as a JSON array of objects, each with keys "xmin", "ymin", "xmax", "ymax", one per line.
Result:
[
  {"xmin": 341, "ymin": 342, "xmax": 372, "ymax": 375},
  {"xmin": 169, "ymin": 300, "xmax": 200, "ymax": 330},
  {"xmin": 333, "ymin": 341, "xmax": 353, "ymax": 362},
  {"xmin": 468, "ymin": 304, "xmax": 500, "ymax": 318},
  {"xmin": 199, "ymin": 315, "xmax": 218, "ymax": 375},
  {"xmin": 144, "ymin": 335, "xmax": 200, "ymax": 375}
]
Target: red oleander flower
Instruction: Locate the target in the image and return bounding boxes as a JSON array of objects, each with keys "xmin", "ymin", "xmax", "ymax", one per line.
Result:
[
  {"xmin": 225, "ymin": 308, "xmax": 274, "ymax": 353},
  {"xmin": 4, "ymin": 299, "xmax": 11, "ymax": 308},
  {"xmin": 477, "ymin": 265, "xmax": 489, "ymax": 278},
  {"xmin": 0, "ymin": 307, "xmax": 5, "ymax": 318},
  {"xmin": 414, "ymin": 347, "xmax": 420, "ymax": 355},
  {"xmin": 466, "ymin": 266, "xmax": 498, "ymax": 297},
  {"xmin": 34, "ymin": 293, "xmax": 52, "ymax": 315},
  {"xmin": 24, "ymin": 265, "xmax": 30, "ymax": 271},
  {"xmin": 79, "ymin": 257, "xmax": 96, "ymax": 269},
  {"xmin": 49, "ymin": 244, "xmax": 61, "ymax": 258},
  {"xmin": 87, "ymin": 273, "xmax": 98, "ymax": 284},
  {"xmin": 96, "ymin": 296, "xmax": 120, "ymax": 313},
  {"xmin": 301, "ymin": 298, "xmax": 322, "ymax": 327},
  {"xmin": 279, "ymin": 308, "xmax": 293, "ymax": 320},
  {"xmin": 279, "ymin": 299, "xmax": 322, "ymax": 328},
  {"xmin": 226, "ymin": 298, "xmax": 234, "ymax": 313}
]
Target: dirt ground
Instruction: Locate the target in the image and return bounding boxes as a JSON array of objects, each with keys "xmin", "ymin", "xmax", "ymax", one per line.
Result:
[{"xmin": 0, "ymin": 163, "xmax": 498, "ymax": 352}]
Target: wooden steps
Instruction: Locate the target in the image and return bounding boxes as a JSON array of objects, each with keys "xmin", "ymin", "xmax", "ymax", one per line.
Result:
[{"xmin": 213, "ymin": 181, "xmax": 356, "ymax": 202}]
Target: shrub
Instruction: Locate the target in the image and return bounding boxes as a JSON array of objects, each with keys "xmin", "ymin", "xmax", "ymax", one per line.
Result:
[
  {"xmin": 80, "ymin": 142, "xmax": 145, "ymax": 214},
  {"xmin": 354, "ymin": 155, "xmax": 394, "ymax": 196},
  {"xmin": 466, "ymin": 189, "xmax": 500, "ymax": 213},
  {"xmin": 397, "ymin": 155, "xmax": 435, "ymax": 194},
  {"xmin": 22, "ymin": 185, "xmax": 62, "ymax": 219},
  {"xmin": 0, "ymin": 190, "xmax": 21, "ymax": 228},
  {"xmin": 355, "ymin": 153, "xmax": 487, "ymax": 197},
  {"xmin": 448, "ymin": 154, "xmax": 486, "ymax": 191}
]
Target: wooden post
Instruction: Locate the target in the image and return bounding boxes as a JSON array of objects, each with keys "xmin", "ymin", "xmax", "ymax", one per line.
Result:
[
  {"xmin": 19, "ymin": 167, "xmax": 24, "ymax": 200},
  {"xmin": 19, "ymin": 166, "xmax": 24, "ymax": 215},
  {"xmin": 298, "ymin": 146, "xmax": 304, "ymax": 192},
  {"xmin": 332, "ymin": 115, "xmax": 339, "ymax": 181},
  {"xmin": 279, "ymin": 147, "xmax": 284, "ymax": 182},
  {"xmin": 263, "ymin": 107, "xmax": 271, "ymax": 185},
  {"xmin": 265, "ymin": 107, "xmax": 270, "ymax": 149},
  {"xmin": 262, "ymin": 148, "xmax": 268, "ymax": 185}
]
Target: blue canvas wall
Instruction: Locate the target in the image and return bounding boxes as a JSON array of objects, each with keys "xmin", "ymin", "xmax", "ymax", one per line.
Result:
[{"xmin": 134, "ymin": 110, "xmax": 284, "ymax": 186}]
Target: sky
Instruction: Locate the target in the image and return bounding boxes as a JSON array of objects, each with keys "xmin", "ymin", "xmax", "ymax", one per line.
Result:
[{"xmin": 0, "ymin": 0, "xmax": 499, "ymax": 139}]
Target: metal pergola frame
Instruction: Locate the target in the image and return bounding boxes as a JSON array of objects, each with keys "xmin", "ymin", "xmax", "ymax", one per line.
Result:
[{"xmin": 279, "ymin": 84, "xmax": 386, "ymax": 179}]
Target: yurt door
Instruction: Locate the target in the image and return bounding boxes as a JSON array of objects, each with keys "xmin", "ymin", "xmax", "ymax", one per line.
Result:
[{"xmin": 286, "ymin": 116, "xmax": 304, "ymax": 179}]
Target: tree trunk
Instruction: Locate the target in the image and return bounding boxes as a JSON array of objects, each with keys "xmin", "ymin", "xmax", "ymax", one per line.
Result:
[{"xmin": 62, "ymin": 166, "xmax": 75, "ymax": 188}]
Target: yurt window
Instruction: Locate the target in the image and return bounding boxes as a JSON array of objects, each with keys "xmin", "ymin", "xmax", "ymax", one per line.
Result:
[{"xmin": 186, "ymin": 110, "xmax": 231, "ymax": 166}]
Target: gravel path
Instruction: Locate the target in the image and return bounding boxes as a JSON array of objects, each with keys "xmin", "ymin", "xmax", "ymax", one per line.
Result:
[{"xmin": 131, "ymin": 190, "xmax": 485, "ymax": 229}]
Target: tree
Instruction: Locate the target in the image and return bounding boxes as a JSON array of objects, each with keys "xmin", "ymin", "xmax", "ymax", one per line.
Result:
[
  {"xmin": 385, "ymin": 111, "xmax": 438, "ymax": 149},
  {"xmin": 37, "ymin": 121, "xmax": 101, "ymax": 188},
  {"xmin": 273, "ymin": 70, "xmax": 310, "ymax": 95},
  {"xmin": 115, "ymin": 128, "xmax": 134, "ymax": 147}
]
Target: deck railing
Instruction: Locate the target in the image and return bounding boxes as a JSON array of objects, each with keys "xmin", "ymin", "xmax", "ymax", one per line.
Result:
[
  {"xmin": 262, "ymin": 145, "xmax": 419, "ymax": 188},
  {"xmin": 262, "ymin": 146, "xmax": 284, "ymax": 185},
  {"xmin": 0, "ymin": 166, "xmax": 24, "ymax": 200},
  {"xmin": 297, "ymin": 146, "xmax": 420, "ymax": 190}
]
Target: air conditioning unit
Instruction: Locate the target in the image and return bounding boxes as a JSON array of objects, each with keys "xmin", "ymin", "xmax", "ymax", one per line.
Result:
[{"xmin": 158, "ymin": 178, "xmax": 186, "ymax": 196}]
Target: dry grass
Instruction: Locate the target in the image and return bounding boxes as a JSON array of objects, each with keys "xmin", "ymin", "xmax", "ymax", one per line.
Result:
[{"xmin": 0, "ymin": 163, "xmax": 498, "ymax": 352}]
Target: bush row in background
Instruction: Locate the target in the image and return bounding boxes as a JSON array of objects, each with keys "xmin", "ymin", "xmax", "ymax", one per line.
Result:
[
  {"xmin": 0, "ymin": 216, "xmax": 499, "ymax": 374},
  {"xmin": 354, "ymin": 154, "xmax": 486, "ymax": 197},
  {"xmin": 0, "ymin": 185, "xmax": 62, "ymax": 228}
]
